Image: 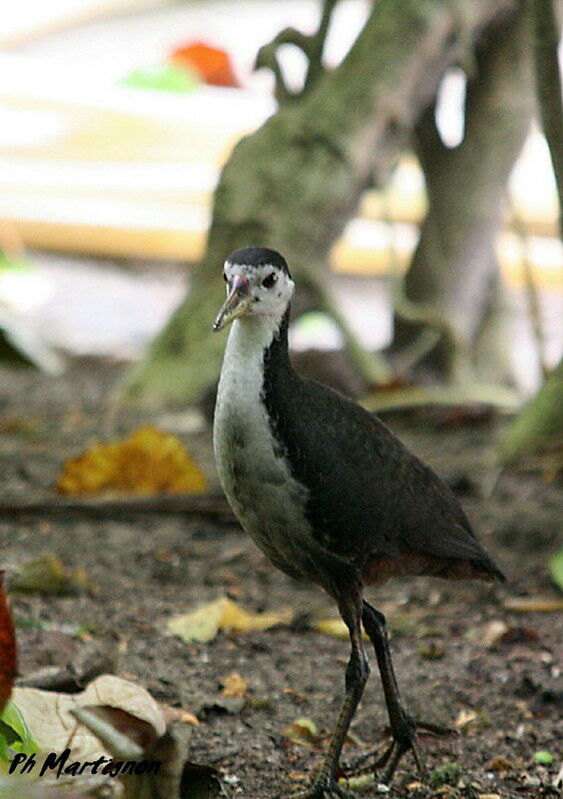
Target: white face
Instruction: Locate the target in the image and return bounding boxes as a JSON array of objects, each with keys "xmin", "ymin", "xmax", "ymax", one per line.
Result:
[{"xmin": 223, "ymin": 260, "xmax": 295, "ymax": 323}]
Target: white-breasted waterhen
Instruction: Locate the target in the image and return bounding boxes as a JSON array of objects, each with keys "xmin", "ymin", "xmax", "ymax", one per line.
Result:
[{"xmin": 212, "ymin": 246, "xmax": 504, "ymax": 798}]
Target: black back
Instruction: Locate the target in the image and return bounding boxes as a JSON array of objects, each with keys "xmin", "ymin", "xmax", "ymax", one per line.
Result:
[{"xmin": 262, "ymin": 314, "xmax": 503, "ymax": 580}]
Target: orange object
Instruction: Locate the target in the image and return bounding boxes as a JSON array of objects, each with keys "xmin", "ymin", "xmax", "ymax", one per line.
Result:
[
  {"xmin": 170, "ymin": 41, "xmax": 240, "ymax": 88},
  {"xmin": 0, "ymin": 572, "xmax": 16, "ymax": 713},
  {"xmin": 56, "ymin": 426, "xmax": 207, "ymax": 497}
]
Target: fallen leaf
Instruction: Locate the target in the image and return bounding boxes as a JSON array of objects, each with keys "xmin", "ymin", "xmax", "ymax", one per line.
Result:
[
  {"xmin": 481, "ymin": 620, "xmax": 509, "ymax": 648},
  {"xmin": 56, "ymin": 426, "xmax": 207, "ymax": 497},
  {"xmin": 314, "ymin": 618, "xmax": 349, "ymax": 639},
  {"xmin": 168, "ymin": 597, "xmax": 292, "ymax": 643},
  {"xmin": 221, "ymin": 672, "xmax": 248, "ymax": 699},
  {"xmin": 502, "ymin": 597, "xmax": 563, "ymax": 612},
  {"xmin": 455, "ymin": 709, "xmax": 477, "ymax": 729},
  {"xmin": 417, "ymin": 642, "xmax": 445, "ymax": 660},
  {"xmin": 533, "ymin": 749, "xmax": 554, "ymax": 765},
  {"xmin": 168, "ymin": 599, "xmax": 224, "ymax": 643},
  {"xmin": 282, "ymin": 717, "xmax": 320, "ymax": 747},
  {"xmin": 10, "ymin": 553, "xmax": 92, "ymax": 596},
  {"xmin": 454, "ymin": 708, "xmax": 490, "ymax": 733},
  {"xmin": 3, "ymin": 672, "xmax": 212, "ymax": 798},
  {"xmin": 339, "ymin": 773, "xmax": 376, "ymax": 791},
  {"xmin": 481, "ymin": 620, "xmax": 540, "ymax": 648},
  {"xmin": 487, "ymin": 756, "xmax": 511, "ymax": 772},
  {"xmin": 0, "ymin": 573, "xmax": 16, "ymax": 713},
  {"xmin": 314, "ymin": 618, "xmax": 370, "ymax": 641}
]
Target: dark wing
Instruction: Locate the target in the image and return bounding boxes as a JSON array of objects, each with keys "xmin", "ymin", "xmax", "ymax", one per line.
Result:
[{"xmin": 264, "ymin": 373, "xmax": 502, "ymax": 580}]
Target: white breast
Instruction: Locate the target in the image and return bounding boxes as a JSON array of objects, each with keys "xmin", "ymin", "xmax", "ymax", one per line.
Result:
[{"xmin": 213, "ymin": 318, "xmax": 313, "ymax": 579}]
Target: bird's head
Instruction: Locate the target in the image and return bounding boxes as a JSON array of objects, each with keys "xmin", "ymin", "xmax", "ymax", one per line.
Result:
[{"xmin": 213, "ymin": 246, "xmax": 295, "ymax": 333}]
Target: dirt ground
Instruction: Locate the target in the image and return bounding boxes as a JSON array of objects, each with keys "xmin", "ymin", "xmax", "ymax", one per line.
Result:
[{"xmin": 0, "ymin": 361, "xmax": 561, "ymax": 799}]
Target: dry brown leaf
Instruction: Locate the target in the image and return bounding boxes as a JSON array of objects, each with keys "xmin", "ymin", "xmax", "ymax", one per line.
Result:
[
  {"xmin": 502, "ymin": 596, "xmax": 563, "ymax": 612},
  {"xmin": 168, "ymin": 596, "xmax": 293, "ymax": 643},
  {"xmin": 221, "ymin": 671, "xmax": 248, "ymax": 698},
  {"xmin": 282, "ymin": 717, "xmax": 320, "ymax": 746},
  {"xmin": 11, "ymin": 675, "xmax": 166, "ymax": 791},
  {"xmin": 487, "ymin": 757, "xmax": 511, "ymax": 772},
  {"xmin": 56, "ymin": 426, "xmax": 207, "ymax": 497}
]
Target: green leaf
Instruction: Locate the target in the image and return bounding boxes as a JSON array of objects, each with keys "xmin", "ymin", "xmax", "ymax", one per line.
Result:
[
  {"xmin": 549, "ymin": 547, "xmax": 563, "ymax": 592},
  {"xmin": 0, "ymin": 702, "xmax": 39, "ymax": 767},
  {"xmin": 533, "ymin": 749, "xmax": 554, "ymax": 765}
]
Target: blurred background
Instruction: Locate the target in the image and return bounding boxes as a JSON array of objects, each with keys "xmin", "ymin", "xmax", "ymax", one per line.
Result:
[{"xmin": 0, "ymin": 0, "xmax": 561, "ymax": 398}]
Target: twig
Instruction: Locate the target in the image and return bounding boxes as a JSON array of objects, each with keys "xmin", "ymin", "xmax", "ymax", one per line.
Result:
[
  {"xmin": 255, "ymin": 0, "xmax": 341, "ymax": 104},
  {"xmin": 0, "ymin": 493, "xmax": 236, "ymax": 523}
]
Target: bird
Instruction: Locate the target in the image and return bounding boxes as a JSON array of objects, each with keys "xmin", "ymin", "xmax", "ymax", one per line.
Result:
[{"xmin": 212, "ymin": 246, "xmax": 504, "ymax": 798}]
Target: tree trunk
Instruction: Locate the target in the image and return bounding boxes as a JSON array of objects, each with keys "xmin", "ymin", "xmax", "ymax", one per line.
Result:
[
  {"xmin": 393, "ymin": 5, "xmax": 534, "ymax": 381},
  {"xmin": 122, "ymin": 0, "xmax": 517, "ymax": 407},
  {"xmin": 499, "ymin": 0, "xmax": 563, "ymax": 464}
]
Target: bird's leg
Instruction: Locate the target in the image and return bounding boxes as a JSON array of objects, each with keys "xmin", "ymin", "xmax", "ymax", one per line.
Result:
[
  {"xmin": 361, "ymin": 600, "xmax": 450, "ymax": 785},
  {"xmin": 284, "ymin": 593, "xmax": 369, "ymax": 799}
]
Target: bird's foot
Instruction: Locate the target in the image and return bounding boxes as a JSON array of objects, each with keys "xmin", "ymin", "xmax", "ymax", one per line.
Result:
[
  {"xmin": 377, "ymin": 717, "xmax": 455, "ymax": 785},
  {"xmin": 279, "ymin": 775, "xmax": 355, "ymax": 799},
  {"xmin": 345, "ymin": 717, "xmax": 454, "ymax": 786}
]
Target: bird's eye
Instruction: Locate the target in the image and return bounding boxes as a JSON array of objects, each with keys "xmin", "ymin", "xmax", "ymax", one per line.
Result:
[{"xmin": 262, "ymin": 272, "xmax": 277, "ymax": 289}]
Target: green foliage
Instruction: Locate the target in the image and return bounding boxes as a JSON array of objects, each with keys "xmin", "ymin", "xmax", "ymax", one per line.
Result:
[
  {"xmin": 0, "ymin": 702, "xmax": 39, "ymax": 771},
  {"xmin": 430, "ymin": 761, "xmax": 461, "ymax": 787},
  {"xmin": 549, "ymin": 548, "xmax": 563, "ymax": 591},
  {"xmin": 533, "ymin": 749, "xmax": 554, "ymax": 765}
]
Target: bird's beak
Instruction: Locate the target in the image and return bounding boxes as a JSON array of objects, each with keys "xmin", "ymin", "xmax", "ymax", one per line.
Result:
[{"xmin": 213, "ymin": 274, "xmax": 252, "ymax": 332}]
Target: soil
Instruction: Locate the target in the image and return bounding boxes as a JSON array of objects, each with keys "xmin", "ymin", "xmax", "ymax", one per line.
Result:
[{"xmin": 0, "ymin": 360, "xmax": 561, "ymax": 799}]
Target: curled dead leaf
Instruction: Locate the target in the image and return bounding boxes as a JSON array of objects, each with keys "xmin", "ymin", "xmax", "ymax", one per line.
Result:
[
  {"xmin": 8, "ymin": 674, "xmax": 211, "ymax": 798},
  {"xmin": 56, "ymin": 426, "xmax": 207, "ymax": 497}
]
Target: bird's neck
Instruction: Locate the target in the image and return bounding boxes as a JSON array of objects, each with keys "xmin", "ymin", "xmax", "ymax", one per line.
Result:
[{"xmin": 220, "ymin": 308, "xmax": 292, "ymax": 401}]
